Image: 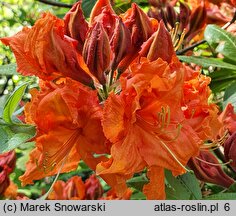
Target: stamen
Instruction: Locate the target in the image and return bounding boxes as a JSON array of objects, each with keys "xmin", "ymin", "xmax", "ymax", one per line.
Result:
[
  {"xmin": 164, "ymin": 124, "xmax": 183, "ymax": 142},
  {"xmin": 39, "ymin": 130, "xmax": 81, "ymax": 174},
  {"xmin": 200, "ymin": 130, "xmax": 229, "ymax": 150},
  {"xmin": 166, "ymin": 106, "xmax": 171, "ymax": 127},
  {"xmin": 170, "ymin": 22, "xmax": 179, "ymax": 41},
  {"xmin": 174, "ymin": 28, "xmax": 186, "ymax": 51},
  {"xmin": 159, "ymin": 139, "xmax": 192, "ymax": 172},
  {"xmin": 190, "ymin": 109, "xmax": 196, "ymax": 119},
  {"xmin": 195, "ymin": 157, "xmax": 233, "ymax": 167},
  {"xmin": 38, "ymin": 150, "xmax": 71, "ymax": 200}
]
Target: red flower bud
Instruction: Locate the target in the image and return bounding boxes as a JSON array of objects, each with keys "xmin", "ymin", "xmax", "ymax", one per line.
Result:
[
  {"xmin": 139, "ymin": 20, "xmax": 175, "ymax": 63},
  {"xmin": 110, "ymin": 18, "xmax": 131, "ymax": 70},
  {"xmin": 66, "ymin": 177, "xmax": 85, "ymax": 200},
  {"xmin": 64, "ymin": 1, "xmax": 89, "ymax": 53},
  {"xmin": 179, "ymin": 2, "xmax": 191, "ymax": 31},
  {"xmin": 91, "ymin": 6, "xmax": 118, "ymax": 39},
  {"xmin": 188, "ymin": 151, "xmax": 234, "ymax": 188},
  {"xmin": 83, "ymin": 22, "xmax": 111, "ymax": 84},
  {"xmin": 0, "ymin": 166, "xmax": 10, "ymax": 195},
  {"xmin": 166, "ymin": 3, "xmax": 177, "ymax": 28},
  {"xmin": 224, "ymin": 132, "xmax": 236, "ymax": 172},
  {"xmin": 0, "ymin": 151, "xmax": 16, "ymax": 171},
  {"xmin": 148, "ymin": 0, "xmax": 168, "ymax": 7},
  {"xmin": 118, "ymin": 3, "xmax": 155, "ymax": 72},
  {"xmin": 185, "ymin": 3, "xmax": 207, "ymax": 41},
  {"xmin": 124, "ymin": 3, "xmax": 154, "ymax": 48},
  {"xmin": 218, "ymin": 103, "xmax": 236, "ymax": 135},
  {"xmin": 85, "ymin": 174, "xmax": 103, "ymax": 200},
  {"xmin": 48, "ymin": 176, "xmax": 86, "ymax": 200},
  {"xmin": 90, "ymin": 0, "xmax": 115, "ymax": 24}
]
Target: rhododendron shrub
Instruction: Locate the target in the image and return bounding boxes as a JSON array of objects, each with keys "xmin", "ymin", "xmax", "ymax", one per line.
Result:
[{"xmin": 1, "ymin": 0, "xmax": 236, "ymax": 200}]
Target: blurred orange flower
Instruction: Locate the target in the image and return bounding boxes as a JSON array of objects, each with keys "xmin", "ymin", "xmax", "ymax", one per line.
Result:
[{"xmin": 48, "ymin": 176, "xmax": 86, "ymax": 200}]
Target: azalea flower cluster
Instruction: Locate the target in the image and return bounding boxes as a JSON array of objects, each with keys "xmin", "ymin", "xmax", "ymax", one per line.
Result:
[{"xmin": 1, "ymin": 0, "xmax": 235, "ymax": 199}]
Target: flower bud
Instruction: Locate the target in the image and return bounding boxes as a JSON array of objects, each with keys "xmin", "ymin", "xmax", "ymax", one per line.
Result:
[
  {"xmin": 90, "ymin": 0, "xmax": 115, "ymax": 24},
  {"xmin": 185, "ymin": 3, "xmax": 207, "ymax": 41},
  {"xmin": 188, "ymin": 151, "xmax": 234, "ymax": 188},
  {"xmin": 64, "ymin": 1, "xmax": 89, "ymax": 53},
  {"xmin": 118, "ymin": 3, "xmax": 155, "ymax": 72},
  {"xmin": 0, "ymin": 167, "xmax": 10, "ymax": 195},
  {"xmin": 166, "ymin": 3, "xmax": 177, "ymax": 28},
  {"xmin": 218, "ymin": 103, "xmax": 236, "ymax": 135},
  {"xmin": 91, "ymin": 6, "xmax": 118, "ymax": 39},
  {"xmin": 85, "ymin": 174, "xmax": 103, "ymax": 200},
  {"xmin": 48, "ymin": 176, "xmax": 86, "ymax": 200},
  {"xmin": 224, "ymin": 132, "xmax": 236, "ymax": 172},
  {"xmin": 139, "ymin": 20, "xmax": 175, "ymax": 63},
  {"xmin": 83, "ymin": 22, "xmax": 111, "ymax": 84},
  {"xmin": 179, "ymin": 2, "xmax": 190, "ymax": 32},
  {"xmin": 124, "ymin": 3, "xmax": 154, "ymax": 48},
  {"xmin": 0, "ymin": 151, "xmax": 16, "ymax": 171},
  {"xmin": 110, "ymin": 18, "xmax": 131, "ymax": 70},
  {"xmin": 66, "ymin": 176, "xmax": 86, "ymax": 200},
  {"xmin": 148, "ymin": 0, "xmax": 167, "ymax": 7}
]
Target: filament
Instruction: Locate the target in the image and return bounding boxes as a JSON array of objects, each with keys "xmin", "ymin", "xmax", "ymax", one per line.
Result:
[
  {"xmin": 174, "ymin": 28, "xmax": 186, "ymax": 51},
  {"xmin": 200, "ymin": 130, "xmax": 229, "ymax": 150},
  {"xmin": 159, "ymin": 139, "xmax": 192, "ymax": 172},
  {"xmin": 195, "ymin": 157, "xmax": 233, "ymax": 167},
  {"xmin": 38, "ymin": 150, "xmax": 70, "ymax": 200},
  {"xmin": 36, "ymin": 130, "xmax": 81, "ymax": 174}
]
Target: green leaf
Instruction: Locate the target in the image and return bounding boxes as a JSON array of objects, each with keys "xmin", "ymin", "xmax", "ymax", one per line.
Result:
[
  {"xmin": 3, "ymin": 83, "xmax": 28, "ymax": 124},
  {"xmin": 178, "ymin": 55, "xmax": 236, "ymax": 70},
  {"xmin": 0, "ymin": 63, "xmax": 17, "ymax": 76},
  {"xmin": 209, "ymin": 69, "xmax": 236, "ymax": 93},
  {"xmin": 227, "ymin": 182, "xmax": 236, "ymax": 192},
  {"xmin": 209, "ymin": 69, "xmax": 236, "ymax": 80},
  {"xmin": 223, "ymin": 81, "xmax": 236, "ymax": 110},
  {"xmin": 127, "ymin": 175, "xmax": 149, "ymax": 191},
  {"xmin": 131, "ymin": 191, "xmax": 146, "ymax": 200},
  {"xmin": 82, "ymin": 0, "xmax": 97, "ymax": 18},
  {"xmin": 165, "ymin": 170, "xmax": 202, "ymax": 200},
  {"xmin": 210, "ymin": 80, "xmax": 233, "ymax": 93},
  {"xmin": 0, "ymin": 124, "xmax": 36, "ymax": 153},
  {"xmin": 204, "ymin": 193, "xmax": 236, "ymax": 200},
  {"xmin": 204, "ymin": 25, "xmax": 236, "ymax": 63}
]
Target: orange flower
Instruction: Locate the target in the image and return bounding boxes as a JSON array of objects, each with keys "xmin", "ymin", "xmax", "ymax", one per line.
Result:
[
  {"xmin": 48, "ymin": 176, "xmax": 86, "ymax": 200},
  {"xmin": 182, "ymin": 67, "xmax": 222, "ymax": 140},
  {"xmin": 20, "ymin": 79, "xmax": 108, "ymax": 186},
  {"xmin": 3, "ymin": 181, "xmax": 18, "ymax": 200},
  {"xmin": 48, "ymin": 174, "xmax": 104, "ymax": 200},
  {"xmin": 97, "ymin": 57, "xmax": 202, "ymax": 199},
  {"xmin": 1, "ymin": 13, "xmax": 92, "ymax": 86}
]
